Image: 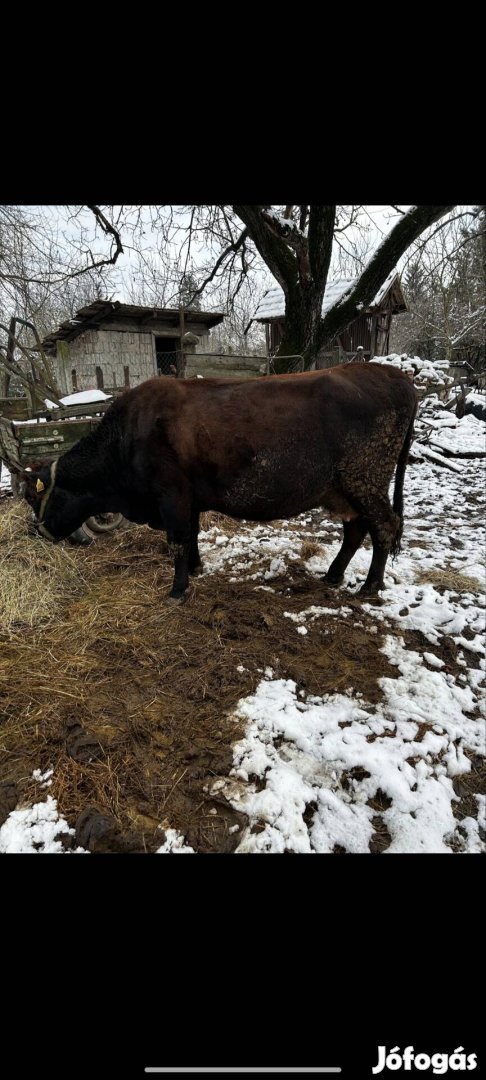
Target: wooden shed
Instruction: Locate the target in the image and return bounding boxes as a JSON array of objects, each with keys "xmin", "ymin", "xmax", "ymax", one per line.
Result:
[
  {"xmin": 250, "ymin": 271, "xmax": 408, "ymax": 366},
  {"xmin": 38, "ymin": 300, "xmax": 225, "ymax": 395}
]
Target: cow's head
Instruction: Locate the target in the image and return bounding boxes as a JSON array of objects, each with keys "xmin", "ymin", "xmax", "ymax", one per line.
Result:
[{"xmin": 23, "ymin": 460, "xmax": 91, "ymax": 541}]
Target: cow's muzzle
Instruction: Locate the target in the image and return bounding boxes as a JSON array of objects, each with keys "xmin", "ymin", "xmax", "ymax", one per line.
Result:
[{"xmin": 34, "ymin": 521, "xmax": 58, "ymax": 541}]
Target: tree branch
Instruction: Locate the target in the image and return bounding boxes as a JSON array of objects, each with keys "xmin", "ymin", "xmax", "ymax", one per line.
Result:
[
  {"xmin": 318, "ymin": 205, "xmax": 455, "ymax": 349},
  {"xmin": 86, "ymin": 205, "xmax": 124, "ymax": 265},
  {"xmin": 188, "ymin": 227, "xmax": 249, "ymax": 302},
  {"xmin": 232, "ymin": 206, "xmax": 298, "ymax": 293}
]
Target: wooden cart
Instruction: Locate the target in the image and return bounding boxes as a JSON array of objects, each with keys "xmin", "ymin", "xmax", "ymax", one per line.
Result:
[{"xmin": 0, "ymin": 317, "xmax": 122, "ymax": 541}]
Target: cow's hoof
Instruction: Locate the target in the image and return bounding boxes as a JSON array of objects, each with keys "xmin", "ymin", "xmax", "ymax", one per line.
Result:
[
  {"xmin": 358, "ymin": 582, "xmax": 383, "ymax": 597},
  {"xmin": 75, "ymin": 808, "xmax": 145, "ymax": 853},
  {"xmin": 325, "ymin": 573, "xmax": 344, "ymax": 588},
  {"xmin": 0, "ymin": 781, "xmax": 19, "ymax": 828},
  {"xmin": 66, "ymin": 723, "xmax": 104, "ymax": 763},
  {"xmin": 167, "ymin": 593, "xmax": 187, "ymax": 605},
  {"xmin": 68, "ymin": 526, "xmax": 94, "ymax": 545},
  {"xmin": 190, "ymin": 564, "xmax": 204, "ymax": 577}
]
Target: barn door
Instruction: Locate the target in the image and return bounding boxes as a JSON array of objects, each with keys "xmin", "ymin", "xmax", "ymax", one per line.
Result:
[{"xmin": 155, "ymin": 337, "xmax": 178, "ymax": 376}]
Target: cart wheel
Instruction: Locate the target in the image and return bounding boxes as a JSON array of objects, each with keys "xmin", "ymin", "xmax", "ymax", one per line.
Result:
[
  {"xmin": 85, "ymin": 512, "xmax": 124, "ymax": 534},
  {"xmin": 68, "ymin": 524, "xmax": 94, "ymax": 545}
]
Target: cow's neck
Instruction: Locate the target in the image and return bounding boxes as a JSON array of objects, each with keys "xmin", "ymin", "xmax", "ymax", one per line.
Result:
[{"xmin": 56, "ymin": 436, "xmax": 119, "ymax": 498}]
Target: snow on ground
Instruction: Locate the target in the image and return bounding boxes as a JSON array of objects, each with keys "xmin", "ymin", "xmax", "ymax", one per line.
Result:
[
  {"xmin": 0, "ymin": 768, "xmax": 90, "ymax": 854},
  {"xmin": 219, "ymin": 620, "xmax": 483, "ymax": 853},
  {"xmin": 156, "ymin": 829, "xmax": 195, "ymax": 853},
  {"xmin": 425, "ymin": 414, "xmax": 485, "ymax": 457},
  {"xmin": 0, "ymin": 794, "xmax": 88, "ymax": 853},
  {"xmin": 1, "ymin": 391, "xmax": 484, "ymax": 853}
]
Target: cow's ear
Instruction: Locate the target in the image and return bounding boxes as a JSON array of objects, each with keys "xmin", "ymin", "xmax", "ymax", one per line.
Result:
[
  {"xmin": 23, "ymin": 462, "xmax": 51, "ymax": 502},
  {"xmin": 26, "ymin": 462, "xmax": 50, "ymax": 484}
]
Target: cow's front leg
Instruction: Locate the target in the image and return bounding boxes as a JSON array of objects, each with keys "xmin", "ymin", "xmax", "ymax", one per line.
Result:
[
  {"xmin": 160, "ymin": 483, "xmax": 193, "ymax": 600},
  {"xmin": 167, "ymin": 536, "xmax": 191, "ymax": 600},
  {"xmin": 188, "ymin": 508, "xmax": 203, "ymax": 576}
]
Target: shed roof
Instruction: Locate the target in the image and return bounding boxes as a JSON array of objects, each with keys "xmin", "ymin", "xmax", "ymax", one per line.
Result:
[
  {"xmin": 40, "ymin": 300, "xmax": 225, "ymax": 350},
  {"xmin": 250, "ymin": 272, "xmax": 407, "ymax": 324}
]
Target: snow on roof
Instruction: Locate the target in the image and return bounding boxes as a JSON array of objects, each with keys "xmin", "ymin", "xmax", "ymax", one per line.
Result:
[
  {"xmin": 373, "ymin": 270, "xmax": 399, "ymax": 306},
  {"xmin": 252, "ymin": 271, "xmax": 400, "ymax": 322}
]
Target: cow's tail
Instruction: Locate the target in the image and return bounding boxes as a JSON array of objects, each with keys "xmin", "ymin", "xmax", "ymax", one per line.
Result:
[{"xmin": 391, "ymin": 401, "xmax": 418, "ymax": 557}]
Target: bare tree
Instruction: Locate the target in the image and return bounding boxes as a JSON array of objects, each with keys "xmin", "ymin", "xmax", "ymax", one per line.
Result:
[
  {"xmin": 3, "ymin": 205, "xmax": 481, "ymax": 383},
  {"xmin": 0, "ymin": 205, "xmax": 123, "ymax": 318},
  {"xmin": 207, "ymin": 278, "xmax": 267, "ymax": 356},
  {"xmin": 390, "ymin": 208, "xmax": 486, "ymax": 368},
  {"xmin": 0, "ymin": 206, "xmax": 121, "ymax": 396},
  {"xmin": 94, "ymin": 205, "xmax": 463, "ymax": 371}
]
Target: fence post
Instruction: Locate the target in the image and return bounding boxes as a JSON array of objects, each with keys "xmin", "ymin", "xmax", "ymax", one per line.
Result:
[{"xmin": 179, "ymin": 332, "xmax": 199, "ymax": 378}]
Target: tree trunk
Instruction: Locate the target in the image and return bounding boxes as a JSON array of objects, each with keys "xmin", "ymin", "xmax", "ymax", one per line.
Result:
[
  {"xmin": 272, "ymin": 285, "xmax": 326, "ymax": 372},
  {"xmin": 233, "ymin": 205, "xmax": 456, "ymax": 373}
]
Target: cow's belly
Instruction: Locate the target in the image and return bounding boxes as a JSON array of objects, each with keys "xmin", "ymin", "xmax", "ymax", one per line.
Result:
[{"xmin": 212, "ymin": 449, "xmax": 352, "ymax": 522}]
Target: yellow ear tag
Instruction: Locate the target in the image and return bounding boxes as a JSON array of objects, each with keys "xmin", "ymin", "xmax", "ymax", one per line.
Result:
[{"xmin": 36, "ymin": 479, "xmax": 45, "ymax": 493}]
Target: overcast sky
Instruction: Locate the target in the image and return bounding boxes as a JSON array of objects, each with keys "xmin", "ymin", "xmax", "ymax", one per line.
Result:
[{"xmin": 39, "ymin": 205, "xmax": 474, "ymax": 313}]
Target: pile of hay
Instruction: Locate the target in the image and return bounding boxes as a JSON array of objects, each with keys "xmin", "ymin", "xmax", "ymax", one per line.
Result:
[
  {"xmin": 417, "ymin": 566, "xmax": 483, "ymax": 594},
  {"xmin": 0, "ymin": 502, "xmax": 90, "ymax": 632}
]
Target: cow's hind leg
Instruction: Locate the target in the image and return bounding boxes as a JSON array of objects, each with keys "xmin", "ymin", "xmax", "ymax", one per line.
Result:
[
  {"xmin": 350, "ymin": 492, "xmax": 400, "ymax": 595},
  {"xmin": 325, "ymin": 517, "xmax": 369, "ymax": 587}
]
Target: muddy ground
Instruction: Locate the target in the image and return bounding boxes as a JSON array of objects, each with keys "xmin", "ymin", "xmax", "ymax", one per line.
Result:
[{"xmin": 0, "ymin": 496, "xmax": 484, "ymax": 853}]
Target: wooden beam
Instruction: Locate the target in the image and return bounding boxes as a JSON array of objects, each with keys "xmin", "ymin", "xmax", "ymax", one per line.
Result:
[
  {"xmin": 34, "ymin": 400, "xmax": 111, "ymax": 421},
  {"xmin": 178, "ymin": 308, "xmax": 185, "ymax": 377}
]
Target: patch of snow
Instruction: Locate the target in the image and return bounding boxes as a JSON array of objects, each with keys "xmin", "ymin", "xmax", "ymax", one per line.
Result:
[
  {"xmin": 428, "ymin": 413, "xmax": 485, "ymax": 457},
  {"xmin": 226, "ymin": 621, "xmax": 484, "ymax": 853},
  {"xmin": 0, "ymin": 796, "xmax": 88, "ymax": 854},
  {"xmin": 32, "ymin": 767, "xmax": 54, "ymax": 788},
  {"xmin": 423, "ymin": 652, "xmax": 445, "ymax": 669},
  {"xmin": 156, "ymin": 828, "xmax": 195, "ymax": 853}
]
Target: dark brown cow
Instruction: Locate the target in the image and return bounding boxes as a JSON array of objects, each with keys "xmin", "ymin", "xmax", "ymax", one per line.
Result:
[{"xmin": 23, "ymin": 363, "xmax": 418, "ymax": 599}]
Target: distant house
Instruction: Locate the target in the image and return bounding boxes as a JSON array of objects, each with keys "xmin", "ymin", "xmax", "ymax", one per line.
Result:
[
  {"xmin": 249, "ymin": 272, "xmax": 408, "ymax": 366},
  {"xmin": 39, "ymin": 300, "xmax": 225, "ymax": 395}
]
